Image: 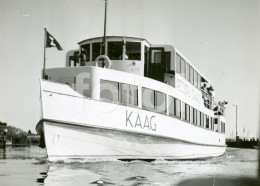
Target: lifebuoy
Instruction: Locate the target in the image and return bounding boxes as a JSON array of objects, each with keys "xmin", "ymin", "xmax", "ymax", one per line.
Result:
[{"xmin": 95, "ymin": 55, "xmax": 111, "ymax": 68}]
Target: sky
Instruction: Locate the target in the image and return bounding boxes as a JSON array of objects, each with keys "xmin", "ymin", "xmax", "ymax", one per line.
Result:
[{"xmin": 0, "ymin": 0, "xmax": 259, "ymax": 138}]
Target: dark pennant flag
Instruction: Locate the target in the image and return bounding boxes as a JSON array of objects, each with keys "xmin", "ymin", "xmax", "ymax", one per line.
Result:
[{"xmin": 46, "ymin": 31, "xmax": 63, "ymax": 50}]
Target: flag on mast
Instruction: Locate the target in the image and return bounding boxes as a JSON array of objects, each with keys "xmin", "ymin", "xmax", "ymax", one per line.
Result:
[
  {"xmin": 42, "ymin": 28, "xmax": 63, "ymax": 79},
  {"xmin": 45, "ymin": 30, "xmax": 63, "ymax": 50}
]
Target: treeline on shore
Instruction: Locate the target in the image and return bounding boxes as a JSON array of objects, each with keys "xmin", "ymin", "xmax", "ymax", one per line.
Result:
[
  {"xmin": 0, "ymin": 121, "xmax": 39, "ymax": 146},
  {"xmin": 226, "ymin": 137, "xmax": 259, "ymax": 149}
]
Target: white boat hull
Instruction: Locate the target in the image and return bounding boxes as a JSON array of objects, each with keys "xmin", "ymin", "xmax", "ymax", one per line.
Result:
[{"xmin": 37, "ymin": 120, "xmax": 226, "ymax": 161}]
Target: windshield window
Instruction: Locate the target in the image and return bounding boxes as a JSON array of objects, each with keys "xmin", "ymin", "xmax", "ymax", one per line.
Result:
[
  {"xmin": 126, "ymin": 42, "xmax": 141, "ymax": 60},
  {"xmin": 92, "ymin": 42, "xmax": 101, "ymax": 61},
  {"xmin": 81, "ymin": 44, "xmax": 90, "ymax": 62},
  {"xmin": 108, "ymin": 42, "xmax": 123, "ymax": 60}
]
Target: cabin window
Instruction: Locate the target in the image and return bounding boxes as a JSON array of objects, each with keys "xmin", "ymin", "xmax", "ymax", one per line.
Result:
[
  {"xmin": 120, "ymin": 83, "xmax": 138, "ymax": 106},
  {"xmin": 185, "ymin": 104, "xmax": 190, "ymax": 121},
  {"xmin": 144, "ymin": 46, "xmax": 149, "ymax": 76},
  {"xmin": 200, "ymin": 112, "xmax": 204, "ymax": 127},
  {"xmin": 214, "ymin": 118, "xmax": 218, "ymax": 124},
  {"xmin": 193, "ymin": 108, "xmax": 197, "ymax": 125},
  {"xmin": 194, "ymin": 71, "xmax": 198, "ymax": 88},
  {"xmin": 209, "ymin": 116, "xmax": 212, "ymax": 130},
  {"xmin": 186, "ymin": 63, "xmax": 190, "ymax": 81},
  {"xmin": 211, "ymin": 117, "xmax": 214, "ymax": 130},
  {"xmin": 176, "ymin": 53, "xmax": 181, "ymax": 74},
  {"xmin": 180, "ymin": 58, "xmax": 186, "ymax": 77},
  {"xmin": 181, "ymin": 102, "xmax": 185, "ymax": 120},
  {"xmin": 181, "ymin": 102, "xmax": 190, "ymax": 121},
  {"xmin": 69, "ymin": 56, "xmax": 76, "ymax": 66},
  {"xmin": 126, "ymin": 42, "xmax": 141, "ymax": 60},
  {"xmin": 206, "ymin": 115, "xmax": 209, "ymax": 129},
  {"xmin": 100, "ymin": 80, "xmax": 119, "ymax": 102},
  {"xmin": 175, "ymin": 98, "xmax": 181, "ymax": 118},
  {"xmin": 142, "ymin": 88, "xmax": 155, "ymax": 110},
  {"xmin": 92, "ymin": 42, "xmax": 101, "ymax": 61},
  {"xmin": 156, "ymin": 91, "xmax": 166, "ymax": 113},
  {"xmin": 169, "ymin": 96, "xmax": 175, "ymax": 116},
  {"xmin": 108, "ymin": 41, "xmax": 123, "ymax": 60},
  {"xmin": 197, "ymin": 111, "xmax": 201, "ymax": 126},
  {"xmin": 198, "ymin": 74, "xmax": 201, "ymax": 89},
  {"xmin": 81, "ymin": 44, "xmax": 90, "ymax": 62},
  {"xmin": 191, "ymin": 107, "xmax": 197, "ymax": 124},
  {"xmin": 69, "ymin": 51, "xmax": 80, "ymax": 66},
  {"xmin": 190, "ymin": 67, "xmax": 194, "ymax": 85},
  {"xmin": 190, "ymin": 107, "xmax": 194, "ymax": 123},
  {"xmin": 151, "ymin": 50, "xmax": 162, "ymax": 63},
  {"xmin": 71, "ymin": 51, "xmax": 80, "ymax": 66},
  {"xmin": 165, "ymin": 52, "xmax": 172, "ymax": 71},
  {"xmin": 221, "ymin": 122, "xmax": 225, "ymax": 133}
]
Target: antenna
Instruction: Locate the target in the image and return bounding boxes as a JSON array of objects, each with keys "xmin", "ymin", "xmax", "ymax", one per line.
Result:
[{"xmin": 101, "ymin": 0, "xmax": 107, "ymax": 55}]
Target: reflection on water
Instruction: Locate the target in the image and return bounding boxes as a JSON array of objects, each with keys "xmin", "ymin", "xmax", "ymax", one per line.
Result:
[{"xmin": 0, "ymin": 146, "xmax": 258, "ymax": 186}]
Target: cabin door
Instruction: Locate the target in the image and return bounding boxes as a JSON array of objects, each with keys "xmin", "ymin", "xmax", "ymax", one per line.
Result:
[{"xmin": 148, "ymin": 47, "xmax": 165, "ymax": 82}]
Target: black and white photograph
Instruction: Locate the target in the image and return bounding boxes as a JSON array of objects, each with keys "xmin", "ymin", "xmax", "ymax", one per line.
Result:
[{"xmin": 0, "ymin": 0, "xmax": 259, "ymax": 185}]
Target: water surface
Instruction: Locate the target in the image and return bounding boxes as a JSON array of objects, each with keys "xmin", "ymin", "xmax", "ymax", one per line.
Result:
[{"xmin": 0, "ymin": 146, "xmax": 258, "ymax": 185}]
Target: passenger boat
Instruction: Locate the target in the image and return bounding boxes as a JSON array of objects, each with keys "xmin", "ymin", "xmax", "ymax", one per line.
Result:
[{"xmin": 36, "ymin": 1, "xmax": 227, "ymax": 161}]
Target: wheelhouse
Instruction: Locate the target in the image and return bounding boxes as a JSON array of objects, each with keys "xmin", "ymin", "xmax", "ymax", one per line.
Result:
[{"xmin": 67, "ymin": 36, "xmax": 150, "ymax": 76}]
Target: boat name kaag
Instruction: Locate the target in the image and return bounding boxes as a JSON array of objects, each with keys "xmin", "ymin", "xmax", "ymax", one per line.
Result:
[{"xmin": 126, "ymin": 110, "xmax": 156, "ymax": 131}]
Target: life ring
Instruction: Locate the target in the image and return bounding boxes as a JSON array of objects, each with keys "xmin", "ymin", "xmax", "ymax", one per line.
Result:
[{"xmin": 95, "ymin": 55, "xmax": 111, "ymax": 68}]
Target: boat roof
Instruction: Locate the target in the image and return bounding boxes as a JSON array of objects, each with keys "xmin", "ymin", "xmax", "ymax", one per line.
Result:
[{"xmin": 78, "ymin": 36, "xmax": 151, "ymax": 45}]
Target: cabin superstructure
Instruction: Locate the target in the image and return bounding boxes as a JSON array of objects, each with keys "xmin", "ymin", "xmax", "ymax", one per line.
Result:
[{"xmin": 45, "ymin": 36, "xmax": 226, "ymax": 136}]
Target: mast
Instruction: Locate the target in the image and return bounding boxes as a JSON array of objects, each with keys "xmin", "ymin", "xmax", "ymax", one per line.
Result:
[
  {"xmin": 101, "ymin": 0, "xmax": 107, "ymax": 55},
  {"xmin": 43, "ymin": 28, "xmax": 47, "ymax": 79}
]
